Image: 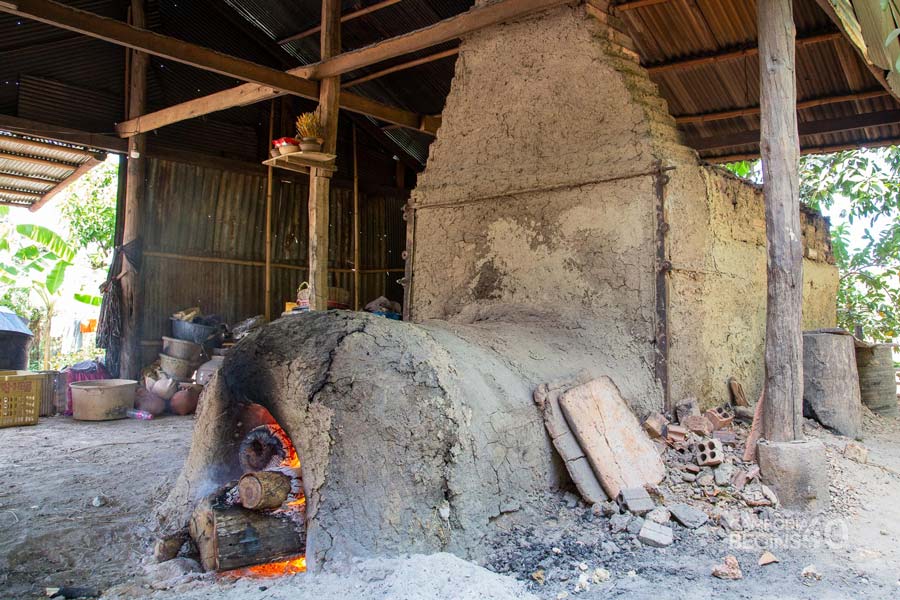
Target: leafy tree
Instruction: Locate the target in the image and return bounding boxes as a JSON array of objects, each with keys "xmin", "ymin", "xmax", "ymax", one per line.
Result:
[
  {"xmin": 58, "ymin": 158, "xmax": 118, "ymax": 269},
  {"xmin": 722, "ymin": 147, "xmax": 900, "ymax": 341},
  {"xmin": 0, "ymin": 221, "xmax": 80, "ymax": 369}
]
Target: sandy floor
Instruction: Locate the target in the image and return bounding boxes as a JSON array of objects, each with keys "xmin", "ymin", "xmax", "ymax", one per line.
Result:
[
  {"xmin": 1, "ymin": 412, "xmax": 899, "ymax": 600},
  {"xmin": 0, "ymin": 415, "xmax": 194, "ymax": 598}
]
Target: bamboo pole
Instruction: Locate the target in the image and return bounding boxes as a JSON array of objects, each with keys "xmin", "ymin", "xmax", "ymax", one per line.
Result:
[
  {"xmin": 265, "ymin": 102, "xmax": 274, "ymax": 321},
  {"xmin": 353, "ymin": 124, "xmax": 360, "ymax": 311}
]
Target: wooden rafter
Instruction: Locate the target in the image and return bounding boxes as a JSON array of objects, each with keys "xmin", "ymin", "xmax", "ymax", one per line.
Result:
[
  {"xmin": 614, "ymin": 0, "xmax": 670, "ymax": 11},
  {"xmin": 646, "ymin": 31, "xmax": 841, "ymax": 74},
  {"xmin": 0, "ymin": 151, "xmax": 77, "ymax": 170},
  {"xmin": 29, "ymin": 157, "xmax": 102, "ymax": 212},
  {"xmin": 710, "ymin": 136, "xmax": 900, "ymax": 163},
  {"xmin": 279, "ymin": 0, "xmax": 403, "ymax": 45},
  {"xmin": 689, "ymin": 109, "xmax": 900, "ymax": 151},
  {"xmin": 117, "ymin": 0, "xmax": 561, "ymax": 138},
  {"xmin": 294, "ymin": 0, "xmax": 570, "ymax": 80},
  {"xmin": 342, "ymin": 47, "xmax": 459, "ymax": 88},
  {"xmin": 0, "ymin": 171, "xmax": 58, "ymax": 189},
  {"xmin": 675, "ymin": 89, "xmax": 891, "ymax": 125},
  {"xmin": 0, "ymin": 132, "xmax": 98, "ymax": 160},
  {"xmin": 0, "ymin": 187, "xmax": 42, "ymax": 199}
]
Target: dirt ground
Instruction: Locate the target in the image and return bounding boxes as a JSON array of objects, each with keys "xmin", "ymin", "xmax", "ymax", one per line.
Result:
[
  {"xmin": 1, "ymin": 411, "xmax": 899, "ymax": 600},
  {"xmin": 0, "ymin": 416, "xmax": 194, "ymax": 598}
]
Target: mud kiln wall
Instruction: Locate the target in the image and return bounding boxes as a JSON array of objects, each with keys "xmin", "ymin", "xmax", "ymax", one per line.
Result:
[{"xmin": 408, "ymin": 3, "xmax": 838, "ymax": 411}]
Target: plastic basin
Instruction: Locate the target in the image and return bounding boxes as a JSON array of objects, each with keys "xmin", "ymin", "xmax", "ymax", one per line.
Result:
[{"xmin": 71, "ymin": 379, "xmax": 137, "ymax": 421}]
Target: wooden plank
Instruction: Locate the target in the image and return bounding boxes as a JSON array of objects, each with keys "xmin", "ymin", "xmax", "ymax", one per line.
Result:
[
  {"xmin": 264, "ymin": 103, "xmax": 274, "ymax": 322},
  {"xmin": 614, "ymin": 0, "xmax": 671, "ymax": 11},
  {"xmin": 646, "ymin": 32, "xmax": 841, "ymax": 75},
  {"xmin": 759, "ymin": 0, "xmax": 803, "ymax": 442},
  {"xmin": 675, "ymin": 89, "xmax": 891, "ymax": 124},
  {"xmin": 0, "ymin": 114, "xmax": 127, "ymax": 153},
  {"xmin": 708, "ymin": 135, "xmax": 900, "ymax": 162},
  {"xmin": 353, "ymin": 124, "xmax": 360, "ymax": 311},
  {"xmin": 29, "ymin": 157, "xmax": 102, "ymax": 212},
  {"xmin": 295, "ymin": 0, "xmax": 570, "ymax": 80},
  {"xmin": 342, "ymin": 47, "xmax": 460, "ymax": 88},
  {"xmin": 688, "ymin": 109, "xmax": 900, "ymax": 151},
  {"xmin": 0, "ymin": 0, "xmax": 324, "ymax": 101},
  {"xmin": 558, "ymin": 378, "xmax": 665, "ymax": 499},
  {"xmin": 278, "ymin": 0, "xmax": 403, "ymax": 45}
]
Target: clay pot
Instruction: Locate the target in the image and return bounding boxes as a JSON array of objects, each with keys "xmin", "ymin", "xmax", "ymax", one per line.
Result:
[
  {"xmin": 299, "ymin": 137, "xmax": 322, "ymax": 152},
  {"xmin": 170, "ymin": 386, "xmax": 200, "ymax": 416},
  {"xmin": 135, "ymin": 388, "xmax": 165, "ymax": 416},
  {"xmin": 151, "ymin": 376, "xmax": 179, "ymax": 401}
]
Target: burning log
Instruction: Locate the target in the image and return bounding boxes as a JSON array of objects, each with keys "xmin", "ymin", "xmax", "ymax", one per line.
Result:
[
  {"xmin": 239, "ymin": 471, "xmax": 292, "ymax": 510},
  {"xmin": 189, "ymin": 486, "xmax": 306, "ymax": 572},
  {"xmin": 239, "ymin": 424, "xmax": 295, "ymax": 472}
]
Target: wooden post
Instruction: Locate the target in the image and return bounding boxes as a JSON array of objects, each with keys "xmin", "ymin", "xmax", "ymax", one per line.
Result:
[
  {"xmin": 352, "ymin": 124, "xmax": 360, "ymax": 311},
  {"xmin": 120, "ymin": 0, "xmax": 147, "ymax": 379},
  {"xmin": 307, "ymin": 0, "xmax": 341, "ymax": 310},
  {"xmin": 759, "ymin": 0, "xmax": 803, "ymax": 443},
  {"xmin": 265, "ymin": 102, "xmax": 275, "ymax": 321}
]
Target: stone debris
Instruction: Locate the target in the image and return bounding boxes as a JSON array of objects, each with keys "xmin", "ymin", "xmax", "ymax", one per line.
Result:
[
  {"xmin": 712, "ymin": 555, "xmax": 743, "ymax": 580},
  {"xmin": 758, "ymin": 551, "xmax": 779, "ymax": 566},
  {"xmin": 843, "ymin": 441, "xmax": 868, "ymax": 464},
  {"xmin": 609, "ymin": 513, "xmax": 631, "ymax": 533},
  {"xmin": 801, "ymin": 565, "xmax": 822, "ymax": 580},
  {"xmin": 638, "ymin": 520, "xmax": 674, "ymax": 547},
  {"xmin": 646, "ymin": 507, "xmax": 671, "ymax": 524},
  {"xmin": 666, "ymin": 425, "xmax": 688, "ymax": 443},
  {"xmin": 617, "ymin": 487, "xmax": 655, "ymax": 516},
  {"xmin": 591, "ymin": 568, "xmax": 610, "ymax": 583},
  {"xmin": 531, "ymin": 570, "xmax": 545, "ymax": 585},
  {"xmin": 668, "ymin": 503, "xmax": 708, "ymax": 529},
  {"xmin": 675, "ymin": 399, "xmax": 701, "ymax": 423}
]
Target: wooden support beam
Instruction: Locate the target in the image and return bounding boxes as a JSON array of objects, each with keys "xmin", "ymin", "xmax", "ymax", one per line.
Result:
[
  {"xmin": 646, "ymin": 31, "xmax": 841, "ymax": 75},
  {"xmin": 689, "ymin": 109, "xmax": 900, "ymax": 151},
  {"xmin": 0, "ymin": 114, "xmax": 127, "ymax": 153},
  {"xmin": 295, "ymin": 0, "xmax": 570, "ymax": 80},
  {"xmin": 759, "ymin": 0, "xmax": 803, "ymax": 443},
  {"xmin": 353, "ymin": 124, "xmax": 360, "ymax": 311},
  {"xmin": 308, "ymin": 0, "xmax": 342, "ymax": 312},
  {"xmin": 675, "ymin": 89, "xmax": 891, "ymax": 125},
  {"xmin": 614, "ymin": 0, "xmax": 670, "ymax": 11},
  {"xmin": 264, "ymin": 103, "xmax": 274, "ymax": 322},
  {"xmin": 29, "ymin": 157, "xmax": 102, "ymax": 212},
  {"xmin": 711, "ymin": 136, "xmax": 900, "ymax": 163},
  {"xmin": 0, "ymin": 0, "xmax": 328, "ymax": 102},
  {"xmin": 119, "ymin": 0, "xmax": 147, "ymax": 380},
  {"xmin": 279, "ymin": 0, "xmax": 402, "ymax": 45},
  {"xmin": 342, "ymin": 47, "xmax": 459, "ymax": 88}
]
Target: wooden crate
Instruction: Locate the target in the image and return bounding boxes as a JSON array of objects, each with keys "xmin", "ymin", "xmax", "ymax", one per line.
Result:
[{"xmin": 0, "ymin": 374, "xmax": 42, "ymax": 428}]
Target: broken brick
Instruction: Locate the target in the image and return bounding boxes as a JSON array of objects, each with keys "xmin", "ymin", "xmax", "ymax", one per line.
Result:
[
  {"xmin": 713, "ymin": 430, "xmax": 738, "ymax": 444},
  {"xmin": 617, "ymin": 487, "xmax": 655, "ymax": 516},
  {"xmin": 682, "ymin": 415, "xmax": 713, "ymax": 436},
  {"xmin": 696, "ymin": 439, "xmax": 724, "ymax": 467},
  {"xmin": 638, "ymin": 520, "xmax": 673, "ymax": 547},
  {"xmin": 642, "ymin": 412, "xmax": 669, "ymax": 439},
  {"xmin": 705, "ymin": 406, "xmax": 734, "ymax": 430},
  {"xmin": 666, "ymin": 425, "xmax": 688, "ymax": 443}
]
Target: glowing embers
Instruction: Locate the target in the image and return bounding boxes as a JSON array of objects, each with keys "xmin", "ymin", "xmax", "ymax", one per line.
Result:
[{"xmin": 220, "ymin": 555, "xmax": 307, "ymax": 578}]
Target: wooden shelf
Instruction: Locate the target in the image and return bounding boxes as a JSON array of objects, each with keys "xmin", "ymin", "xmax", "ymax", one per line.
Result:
[{"xmin": 263, "ymin": 151, "xmax": 337, "ymax": 174}]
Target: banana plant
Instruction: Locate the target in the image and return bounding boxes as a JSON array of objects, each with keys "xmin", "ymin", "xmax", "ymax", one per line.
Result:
[{"xmin": 0, "ymin": 221, "xmax": 92, "ymax": 369}]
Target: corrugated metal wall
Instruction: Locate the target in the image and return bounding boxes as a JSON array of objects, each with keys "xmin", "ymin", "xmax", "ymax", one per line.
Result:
[{"xmin": 140, "ymin": 157, "xmax": 407, "ymax": 351}]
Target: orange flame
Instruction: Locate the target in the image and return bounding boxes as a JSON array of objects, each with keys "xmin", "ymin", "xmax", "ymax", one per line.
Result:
[{"xmin": 221, "ymin": 556, "xmax": 307, "ymax": 578}]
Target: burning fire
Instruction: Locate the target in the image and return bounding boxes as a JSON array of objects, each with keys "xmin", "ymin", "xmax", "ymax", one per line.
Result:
[
  {"xmin": 221, "ymin": 556, "xmax": 307, "ymax": 578},
  {"xmin": 271, "ymin": 424, "xmax": 301, "ymax": 469}
]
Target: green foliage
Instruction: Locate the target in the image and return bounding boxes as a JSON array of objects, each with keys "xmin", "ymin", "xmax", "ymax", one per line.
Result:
[
  {"xmin": 720, "ymin": 160, "xmax": 757, "ymax": 180},
  {"xmin": 58, "ymin": 158, "xmax": 118, "ymax": 269}
]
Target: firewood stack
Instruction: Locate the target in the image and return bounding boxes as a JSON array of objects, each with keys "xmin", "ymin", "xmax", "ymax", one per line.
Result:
[{"xmin": 189, "ymin": 424, "xmax": 306, "ymax": 572}]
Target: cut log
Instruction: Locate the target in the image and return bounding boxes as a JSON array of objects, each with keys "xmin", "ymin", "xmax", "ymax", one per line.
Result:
[
  {"xmin": 239, "ymin": 424, "xmax": 290, "ymax": 472},
  {"xmin": 189, "ymin": 487, "xmax": 306, "ymax": 572},
  {"xmin": 802, "ymin": 332, "xmax": 861, "ymax": 438},
  {"xmin": 239, "ymin": 471, "xmax": 292, "ymax": 510}
]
